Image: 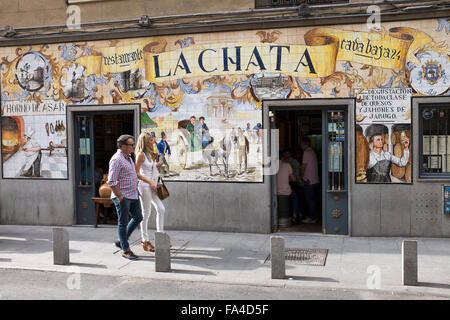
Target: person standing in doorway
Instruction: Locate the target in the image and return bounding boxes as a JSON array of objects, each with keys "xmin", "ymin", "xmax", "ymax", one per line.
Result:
[
  {"xmin": 286, "ymin": 149, "xmax": 302, "ymax": 224},
  {"xmin": 300, "ymin": 137, "xmax": 320, "ymax": 224},
  {"xmin": 276, "ymin": 149, "xmax": 296, "ymax": 225},
  {"xmin": 108, "ymin": 134, "xmax": 143, "ymax": 260},
  {"xmin": 135, "ymin": 132, "xmax": 166, "ymax": 253}
]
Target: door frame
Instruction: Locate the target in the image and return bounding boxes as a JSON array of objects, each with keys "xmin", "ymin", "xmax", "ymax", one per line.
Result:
[
  {"xmin": 67, "ymin": 103, "xmax": 141, "ymax": 224},
  {"xmin": 263, "ymin": 98, "xmax": 354, "ymax": 236}
]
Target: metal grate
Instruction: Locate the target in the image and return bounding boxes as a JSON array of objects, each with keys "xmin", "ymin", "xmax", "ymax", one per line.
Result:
[{"xmin": 265, "ymin": 248, "xmax": 328, "ymax": 266}]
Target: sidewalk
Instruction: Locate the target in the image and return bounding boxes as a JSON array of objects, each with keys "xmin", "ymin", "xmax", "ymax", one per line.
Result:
[{"xmin": 0, "ymin": 225, "xmax": 449, "ymax": 298}]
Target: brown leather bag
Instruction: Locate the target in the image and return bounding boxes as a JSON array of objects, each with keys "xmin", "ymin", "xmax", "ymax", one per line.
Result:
[{"xmin": 156, "ymin": 176, "xmax": 170, "ymax": 200}]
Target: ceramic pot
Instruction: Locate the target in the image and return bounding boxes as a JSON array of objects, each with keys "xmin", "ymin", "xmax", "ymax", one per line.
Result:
[
  {"xmin": 99, "ymin": 183, "xmax": 112, "ymax": 198},
  {"xmin": 98, "ymin": 174, "xmax": 111, "ymax": 198}
]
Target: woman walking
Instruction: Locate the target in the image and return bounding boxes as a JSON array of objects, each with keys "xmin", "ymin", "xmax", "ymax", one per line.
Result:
[{"xmin": 135, "ymin": 132, "xmax": 166, "ymax": 252}]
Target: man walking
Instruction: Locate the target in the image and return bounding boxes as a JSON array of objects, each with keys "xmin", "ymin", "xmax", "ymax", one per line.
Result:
[{"xmin": 108, "ymin": 134, "xmax": 143, "ymax": 260}]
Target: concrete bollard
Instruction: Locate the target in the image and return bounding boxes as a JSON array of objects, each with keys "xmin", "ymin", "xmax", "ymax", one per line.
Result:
[
  {"xmin": 271, "ymin": 236, "xmax": 285, "ymax": 279},
  {"xmin": 402, "ymin": 240, "xmax": 418, "ymax": 286},
  {"xmin": 155, "ymin": 232, "xmax": 171, "ymax": 272},
  {"xmin": 53, "ymin": 227, "xmax": 70, "ymax": 265}
]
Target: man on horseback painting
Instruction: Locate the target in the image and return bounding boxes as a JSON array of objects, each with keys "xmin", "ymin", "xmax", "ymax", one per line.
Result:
[{"xmin": 199, "ymin": 116, "xmax": 213, "ymax": 149}]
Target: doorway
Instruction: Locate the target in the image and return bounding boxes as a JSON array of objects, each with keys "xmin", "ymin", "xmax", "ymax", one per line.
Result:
[
  {"xmin": 269, "ymin": 104, "xmax": 349, "ymax": 235},
  {"xmin": 73, "ymin": 110, "xmax": 135, "ymax": 225}
]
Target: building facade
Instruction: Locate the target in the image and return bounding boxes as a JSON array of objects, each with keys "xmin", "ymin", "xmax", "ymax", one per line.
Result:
[{"xmin": 0, "ymin": 1, "xmax": 449, "ymax": 236}]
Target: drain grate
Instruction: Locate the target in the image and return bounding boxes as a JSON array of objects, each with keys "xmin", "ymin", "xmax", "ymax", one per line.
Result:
[{"xmin": 265, "ymin": 248, "xmax": 328, "ymax": 266}]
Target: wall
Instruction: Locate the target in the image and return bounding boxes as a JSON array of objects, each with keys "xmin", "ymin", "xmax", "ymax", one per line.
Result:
[
  {"xmin": 0, "ymin": 0, "xmax": 255, "ymax": 27},
  {"xmin": 164, "ymin": 181, "xmax": 271, "ymax": 233},
  {"xmin": 1, "ymin": 18, "xmax": 449, "ymax": 235},
  {"xmin": 351, "ymin": 96, "xmax": 450, "ymax": 237}
]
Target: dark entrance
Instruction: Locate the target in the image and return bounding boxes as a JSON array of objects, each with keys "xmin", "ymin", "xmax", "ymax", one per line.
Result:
[
  {"xmin": 74, "ymin": 111, "xmax": 134, "ymax": 225},
  {"xmin": 270, "ymin": 105, "xmax": 348, "ymax": 235}
]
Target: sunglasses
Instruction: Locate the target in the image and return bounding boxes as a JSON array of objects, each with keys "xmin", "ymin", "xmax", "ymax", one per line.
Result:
[{"xmin": 125, "ymin": 143, "xmax": 135, "ymax": 147}]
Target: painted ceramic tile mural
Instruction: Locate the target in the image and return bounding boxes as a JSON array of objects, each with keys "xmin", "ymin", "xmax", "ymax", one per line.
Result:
[{"xmin": 0, "ymin": 19, "xmax": 448, "ymax": 182}]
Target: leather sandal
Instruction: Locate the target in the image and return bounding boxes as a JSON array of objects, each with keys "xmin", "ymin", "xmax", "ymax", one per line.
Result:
[{"xmin": 141, "ymin": 241, "xmax": 155, "ymax": 252}]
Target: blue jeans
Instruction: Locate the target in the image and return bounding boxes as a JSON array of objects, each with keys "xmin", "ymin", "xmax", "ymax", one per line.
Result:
[
  {"xmin": 289, "ymin": 184, "xmax": 299, "ymax": 217},
  {"xmin": 112, "ymin": 197, "xmax": 143, "ymax": 253}
]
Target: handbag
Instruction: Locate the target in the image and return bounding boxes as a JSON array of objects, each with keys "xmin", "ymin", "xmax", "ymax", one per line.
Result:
[{"xmin": 156, "ymin": 176, "xmax": 170, "ymax": 200}]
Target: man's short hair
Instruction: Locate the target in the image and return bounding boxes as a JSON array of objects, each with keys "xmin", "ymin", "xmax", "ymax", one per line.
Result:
[
  {"xmin": 301, "ymin": 137, "xmax": 311, "ymax": 147},
  {"xmin": 199, "ymin": 116, "xmax": 205, "ymax": 121},
  {"xmin": 190, "ymin": 116, "xmax": 196, "ymax": 120},
  {"xmin": 117, "ymin": 134, "xmax": 134, "ymax": 148}
]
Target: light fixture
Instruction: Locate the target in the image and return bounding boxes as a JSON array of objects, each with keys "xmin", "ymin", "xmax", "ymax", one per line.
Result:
[
  {"xmin": 3, "ymin": 26, "xmax": 17, "ymax": 37},
  {"xmin": 138, "ymin": 15, "xmax": 151, "ymax": 27}
]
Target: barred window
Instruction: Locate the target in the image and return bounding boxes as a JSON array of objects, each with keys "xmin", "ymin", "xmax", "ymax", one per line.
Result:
[
  {"xmin": 255, "ymin": 0, "xmax": 349, "ymax": 8},
  {"xmin": 420, "ymin": 104, "xmax": 450, "ymax": 177}
]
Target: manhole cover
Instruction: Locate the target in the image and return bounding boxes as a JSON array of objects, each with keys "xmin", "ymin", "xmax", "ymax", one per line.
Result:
[{"xmin": 265, "ymin": 248, "xmax": 328, "ymax": 266}]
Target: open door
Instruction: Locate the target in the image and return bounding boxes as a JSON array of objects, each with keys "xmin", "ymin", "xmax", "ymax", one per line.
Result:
[
  {"xmin": 73, "ymin": 110, "xmax": 135, "ymax": 225},
  {"xmin": 74, "ymin": 114, "xmax": 95, "ymax": 224}
]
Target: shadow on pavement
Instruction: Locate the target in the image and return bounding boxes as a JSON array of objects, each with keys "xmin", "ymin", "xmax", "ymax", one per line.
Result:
[
  {"xmin": 69, "ymin": 262, "xmax": 107, "ymax": 269},
  {"xmin": 171, "ymin": 268, "xmax": 216, "ymax": 276},
  {"xmin": 287, "ymin": 275, "xmax": 339, "ymax": 283},
  {"xmin": 418, "ymin": 282, "xmax": 450, "ymax": 289}
]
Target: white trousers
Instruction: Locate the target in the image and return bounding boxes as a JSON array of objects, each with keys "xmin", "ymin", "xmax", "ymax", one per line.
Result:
[{"xmin": 138, "ymin": 184, "xmax": 165, "ymax": 241}]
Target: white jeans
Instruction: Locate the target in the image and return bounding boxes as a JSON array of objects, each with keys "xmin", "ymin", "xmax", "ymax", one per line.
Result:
[{"xmin": 138, "ymin": 184, "xmax": 165, "ymax": 242}]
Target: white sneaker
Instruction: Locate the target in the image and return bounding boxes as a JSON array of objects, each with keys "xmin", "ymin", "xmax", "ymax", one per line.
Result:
[{"xmin": 301, "ymin": 217, "xmax": 318, "ymax": 224}]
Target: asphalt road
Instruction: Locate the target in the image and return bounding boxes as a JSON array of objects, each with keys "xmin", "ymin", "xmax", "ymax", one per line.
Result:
[{"xmin": 0, "ymin": 268, "xmax": 447, "ymax": 301}]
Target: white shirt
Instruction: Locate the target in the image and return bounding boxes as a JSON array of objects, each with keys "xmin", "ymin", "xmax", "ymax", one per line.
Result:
[{"xmin": 368, "ymin": 149, "xmax": 409, "ymax": 169}]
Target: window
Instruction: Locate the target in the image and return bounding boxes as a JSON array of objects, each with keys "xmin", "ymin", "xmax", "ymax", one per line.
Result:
[
  {"xmin": 255, "ymin": 0, "xmax": 349, "ymax": 9},
  {"xmin": 420, "ymin": 103, "xmax": 450, "ymax": 178}
]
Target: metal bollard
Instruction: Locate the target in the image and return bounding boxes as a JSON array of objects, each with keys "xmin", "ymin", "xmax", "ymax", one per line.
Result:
[
  {"xmin": 271, "ymin": 236, "xmax": 285, "ymax": 279},
  {"xmin": 53, "ymin": 227, "xmax": 70, "ymax": 265},
  {"xmin": 155, "ymin": 232, "xmax": 171, "ymax": 272},
  {"xmin": 402, "ymin": 240, "xmax": 418, "ymax": 286}
]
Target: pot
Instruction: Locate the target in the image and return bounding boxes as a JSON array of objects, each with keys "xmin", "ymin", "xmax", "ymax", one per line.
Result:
[{"xmin": 98, "ymin": 174, "xmax": 112, "ymax": 198}]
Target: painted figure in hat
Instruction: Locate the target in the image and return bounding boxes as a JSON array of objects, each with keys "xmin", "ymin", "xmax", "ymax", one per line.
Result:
[
  {"xmin": 366, "ymin": 125, "xmax": 410, "ymax": 183},
  {"xmin": 157, "ymin": 131, "xmax": 171, "ymax": 177},
  {"xmin": 150, "ymin": 131, "xmax": 159, "ymax": 155},
  {"xmin": 199, "ymin": 116, "xmax": 213, "ymax": 149},
  {"xmin": 20, "ymin": 127, "xmax": 42, "ymax": 177},
  {"xmin": 237, "ymin": 127, "xmax": 249, "ymax": 174}
]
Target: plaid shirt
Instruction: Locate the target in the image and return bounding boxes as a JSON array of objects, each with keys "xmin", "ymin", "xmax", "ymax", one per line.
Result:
[{"xmin": 107, "ymin": 150, "xmax": 139, "ymax": 200}]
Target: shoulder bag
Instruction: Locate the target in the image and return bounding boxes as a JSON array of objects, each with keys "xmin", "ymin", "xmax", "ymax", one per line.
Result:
[{"xmin": 156, "ymin": 176, "xmax": 170, "ymax": 200}]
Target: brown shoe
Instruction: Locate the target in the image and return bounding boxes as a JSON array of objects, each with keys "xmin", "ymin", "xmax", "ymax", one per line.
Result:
[{"xmin": 141, "ymin": 241, "xmax": 155, "ymax": 252}]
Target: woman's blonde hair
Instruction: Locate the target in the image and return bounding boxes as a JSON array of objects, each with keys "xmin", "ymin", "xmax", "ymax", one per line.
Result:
[{"xmin": 135, "ymin": 132, "xmax": 157, "ymax": 161}]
